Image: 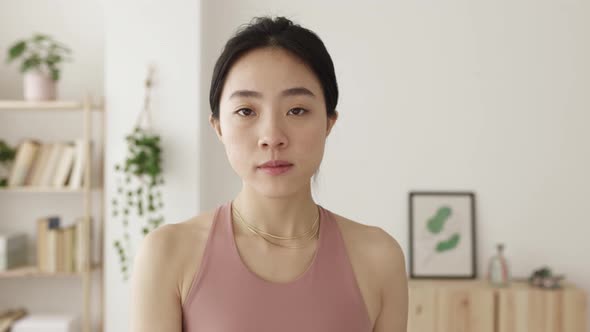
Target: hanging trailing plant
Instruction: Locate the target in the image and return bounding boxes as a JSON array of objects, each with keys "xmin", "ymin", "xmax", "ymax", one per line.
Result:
[{"xmin": 111, "ymin": 65, "xmax": 165, "ymax": 281}]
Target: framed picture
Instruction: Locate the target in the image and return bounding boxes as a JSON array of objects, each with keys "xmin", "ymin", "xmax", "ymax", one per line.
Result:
[{"xmin": 408, "ymin": 191, "xmax": 477, "ymax": 279}]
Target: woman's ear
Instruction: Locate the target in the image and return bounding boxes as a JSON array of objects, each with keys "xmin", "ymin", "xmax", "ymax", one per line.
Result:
[
  {"xmin": 209, "ymin": 114, "xmax": 223, "ymax": 141},
  {"xmin": 326, "ymin": 110, "xmax": 338, "ymax": 137}
]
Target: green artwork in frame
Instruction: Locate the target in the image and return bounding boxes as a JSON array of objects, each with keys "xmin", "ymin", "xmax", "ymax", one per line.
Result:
[{"xmin": 409, "ymin": 191, "xmax": 477, "ymax": 279}]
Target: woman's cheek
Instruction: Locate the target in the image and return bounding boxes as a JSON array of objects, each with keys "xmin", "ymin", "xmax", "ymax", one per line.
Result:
[
  {"xmin": 301, "ymin": 131, "xmax": 326, "ymax": 172},
  {"xmin": 227, "ymin": 141, "xmax": 252, "ymax": 175}
]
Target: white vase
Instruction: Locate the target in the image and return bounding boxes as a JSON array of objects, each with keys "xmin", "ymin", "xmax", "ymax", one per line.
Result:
[{"xmin": 23, "ymin": 70, "xmax": 57, "ymax": 101}]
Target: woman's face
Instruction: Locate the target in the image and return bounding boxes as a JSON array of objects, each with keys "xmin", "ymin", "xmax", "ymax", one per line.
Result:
[{"xmin": 211, "ymin": 47, "xmax": 338, "ymax": 198}]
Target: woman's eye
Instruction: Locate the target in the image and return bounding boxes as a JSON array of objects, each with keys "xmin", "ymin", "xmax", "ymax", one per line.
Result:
[
  {"xmin": 288, "ymin": 108, "xmax": 307, "ymax": 116},
  {"xmin": 236, "ymin": 108, "xmax": 254, "ymax": 116}
]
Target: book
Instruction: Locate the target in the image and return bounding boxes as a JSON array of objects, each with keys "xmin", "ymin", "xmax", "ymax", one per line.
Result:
[
  {"xmin": 37, "ymin": 143, "xmax": 61, "ymax": 187},
  {"xmin": 8, "ymin": 139, "xmax": 41, "ymax": 187},
  {"xmin": 52, "ymin": 142, "xmax": 75, "ymax": 188},
  {"xmin": 26, "ymin": 143, "xmax": 51, "ymax": 186},
  {"xmin": 36, "ymin": 216, "xmax": 60, "ymax": 273},
  {"xmin": 0, "ymin": 308, "xmax": 27, "ymax": 332},
  {"xmin": 62, "ymin": 225, "xmax": 75, "ymax": 273},
  {"xmin": 68, "ymin": 139, "xmax": 93, "ymax": 189}
]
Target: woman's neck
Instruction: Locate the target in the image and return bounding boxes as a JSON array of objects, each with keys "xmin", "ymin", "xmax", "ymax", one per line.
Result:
[{"xmin": 232, "ymin": 185, "xmax": 319, "ymax": 238}]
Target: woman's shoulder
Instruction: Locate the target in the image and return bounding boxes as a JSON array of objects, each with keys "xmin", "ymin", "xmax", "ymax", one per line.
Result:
[
  {"xmin": 139, "ymin": 207, "xmax": 217, "ymax": 255},
  {"xmin": 329, "ymin": 210, "xmax": 403, "ymax": 253},
  {"xmin": 132, "ymin": 207, "xmax": 219, "ymax": 304},
  {"xmin": 327, "ymin": 210, "xmax": 407, "ymax": 327},
  {"xmin": 328, "ymin": 210, "xmax": 406, "ymax": 277}
]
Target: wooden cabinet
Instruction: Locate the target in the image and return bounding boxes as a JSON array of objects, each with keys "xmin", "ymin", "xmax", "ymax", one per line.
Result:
[
  {"xmin": 497, "ymin": 282, "xmax": 587, "ymax": 332},
  {"xmin": 408, "ymin": 279, "xmax": 588, "ymax": 332}
]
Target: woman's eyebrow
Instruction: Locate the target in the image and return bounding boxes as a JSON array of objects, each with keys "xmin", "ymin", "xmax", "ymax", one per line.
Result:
[{"xmin": 229, "ymin": 87, "xmax": 316, "ymax": 100}]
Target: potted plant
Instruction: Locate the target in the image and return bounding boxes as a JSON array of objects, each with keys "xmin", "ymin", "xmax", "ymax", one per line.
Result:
[
  {"xmin": 5, "ymin": 33, "xmax": 73, "ymax": 101},
  {"xmin": 0, "ymin": 140, "xmax": 17, "ymax": 187}
]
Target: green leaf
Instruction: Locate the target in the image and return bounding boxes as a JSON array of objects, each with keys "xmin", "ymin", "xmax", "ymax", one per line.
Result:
[
  {"xmin": 7, "ymin": 41, "xmax": 27, "ymax": 62},
  {"xmin": 20, "ymin": 55, "xmax": 42, "ymax": 73},
  {"xmin": 32, "ymin": 33, "xmax": 50, "ymax": 42},
  {"xmin": 45, "ymin": 53, "xmax": 62, "ymax": 65},
  {"xmin": 436, "ymin": 233, "xmax": 461, "ymax": 252},
  {"xmin": 50, "ymin": 68, "xmax": 59, "ymax": 81},
  {"xmin": 427, "ymin": 206, "xmax": 452, "ymax": 234}
]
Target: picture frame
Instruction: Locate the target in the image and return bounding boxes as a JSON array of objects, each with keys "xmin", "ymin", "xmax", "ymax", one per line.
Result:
[{"xmin": 408, "ymin": 191, "xmax": 477, "ymax": 279}]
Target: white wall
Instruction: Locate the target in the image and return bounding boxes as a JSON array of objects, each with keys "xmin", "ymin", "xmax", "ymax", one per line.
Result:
[
  {"xmin": 0, "ymin": 0, "xmax": 104, "ymax": 331},
  {"xmin": 199, "ymin": 0, "xmax": 590, "ymax": 327},
  {"xmin": 103, "ymin": 0, "xmax": 201, "ymax": 331}
]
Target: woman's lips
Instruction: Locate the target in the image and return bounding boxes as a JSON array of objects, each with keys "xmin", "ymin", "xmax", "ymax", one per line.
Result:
[{"xmin": 257, "ymin": 164, "xmax": 293, "ymax": 175}]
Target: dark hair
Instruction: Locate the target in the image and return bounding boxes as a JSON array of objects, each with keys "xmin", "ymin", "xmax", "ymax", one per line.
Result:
[{"xmin": 209, "ymin": 16, "xmax": 338, "ymax": 120}]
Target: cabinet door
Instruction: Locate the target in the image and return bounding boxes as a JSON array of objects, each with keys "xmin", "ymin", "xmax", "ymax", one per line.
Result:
[
  {"xmin": 408, "ymin": 286, "xmax": 437, "ymax": 332},
  {"xmin": 498, "ymin": 287, "xmax": 588, "ymax": 332},
  {"xmin": 436, "ymin": 287, "xmax": 495, "ymax": 332},
  {"xmin": 408, "ymin": 286, "xmax": 494, "ymax": 332}
]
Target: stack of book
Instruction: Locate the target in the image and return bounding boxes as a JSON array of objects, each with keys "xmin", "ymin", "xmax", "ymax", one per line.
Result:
[
  {"xmin": 6, "ymin": 138, "xmax": 92, "ymax": 189},
  {"xmin": 36, "ymin": 216, "xmax": 92, "ymax": 274}
]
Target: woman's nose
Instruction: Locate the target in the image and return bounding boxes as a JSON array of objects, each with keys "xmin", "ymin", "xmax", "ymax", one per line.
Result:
[{"xmin": 258, "ymin": 117, "xmax": 288, "ymax": 149}]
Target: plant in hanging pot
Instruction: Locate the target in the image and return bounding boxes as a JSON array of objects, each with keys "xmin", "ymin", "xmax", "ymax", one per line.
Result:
[
  {"xmin": 111, "ymin": 66, "xmax": 165, "ymax": 281},
  {"xmin": 5, "ymin": 33, "xmax": 73, "ymax": 101}
]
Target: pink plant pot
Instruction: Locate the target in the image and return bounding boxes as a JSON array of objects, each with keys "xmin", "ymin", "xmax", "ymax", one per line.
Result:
[{"xmin": 23, "ymin": 70, "xmax": 57, "ymax": 101}]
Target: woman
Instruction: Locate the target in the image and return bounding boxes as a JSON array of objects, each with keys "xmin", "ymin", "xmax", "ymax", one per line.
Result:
[{"xmin": 131, "ymin": 16, "xmax": 408, "ymax": 332}]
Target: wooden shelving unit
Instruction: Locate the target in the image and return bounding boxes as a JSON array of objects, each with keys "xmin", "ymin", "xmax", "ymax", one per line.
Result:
[
  {"xmin": 0, "ymin": 96, "xmax": 104, "ymax": 332},
  {"xmin": 0, "ymin": 186, "xmax": 101, "ymax": 193},
  {"xmin": 0, "ymin": 100, "xmax": 104, "ymax": 112},
  {"xmin": 0, "ymin": 263, "xmax": 102, "ymax": 279}
]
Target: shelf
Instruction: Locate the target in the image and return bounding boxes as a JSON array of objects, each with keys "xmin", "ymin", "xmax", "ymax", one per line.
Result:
[
  {"xmin": 0, "ymin": 263, "xmax": 102, "ymax": 279},
  {"xmin": 0, "ymin": 100, "xmax": 103, "ymax": 112},
  {"xmin": 0, "ymin": 186, "xmax": 102, "ymax": 193}
]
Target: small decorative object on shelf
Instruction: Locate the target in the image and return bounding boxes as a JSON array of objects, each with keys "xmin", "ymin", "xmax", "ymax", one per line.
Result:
[
  {"xmin": 487, "ymin": 243, "xmax": 511, "ymax": 287},
  {"xmin": 0, "ymin": 232, "xmax": 28, "ymax": 271},
  {"xmin": 5, "ymin": 33, "xmax": 73, "ymax": 101},
  {"xmin": 529, "ymin": 266, "xmax": 565, "ymax": 289},
  {"xmin": 0, "ymin": 140, "xmax": 17, "ymax": 187},
  {"xmin": 112, "ymin": 64, "xmax": 165, "ymax": 281}
]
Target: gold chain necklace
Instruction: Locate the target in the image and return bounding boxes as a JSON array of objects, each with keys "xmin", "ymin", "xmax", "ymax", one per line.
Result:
[{"xmin": 231, "ymin": 202, "xmax": 320, "ymax": 249}]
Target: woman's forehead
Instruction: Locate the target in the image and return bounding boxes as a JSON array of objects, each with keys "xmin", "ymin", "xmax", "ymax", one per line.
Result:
[{"xmin": 221, "ymin": 47, "xmax": 323, "ymax": 101}]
